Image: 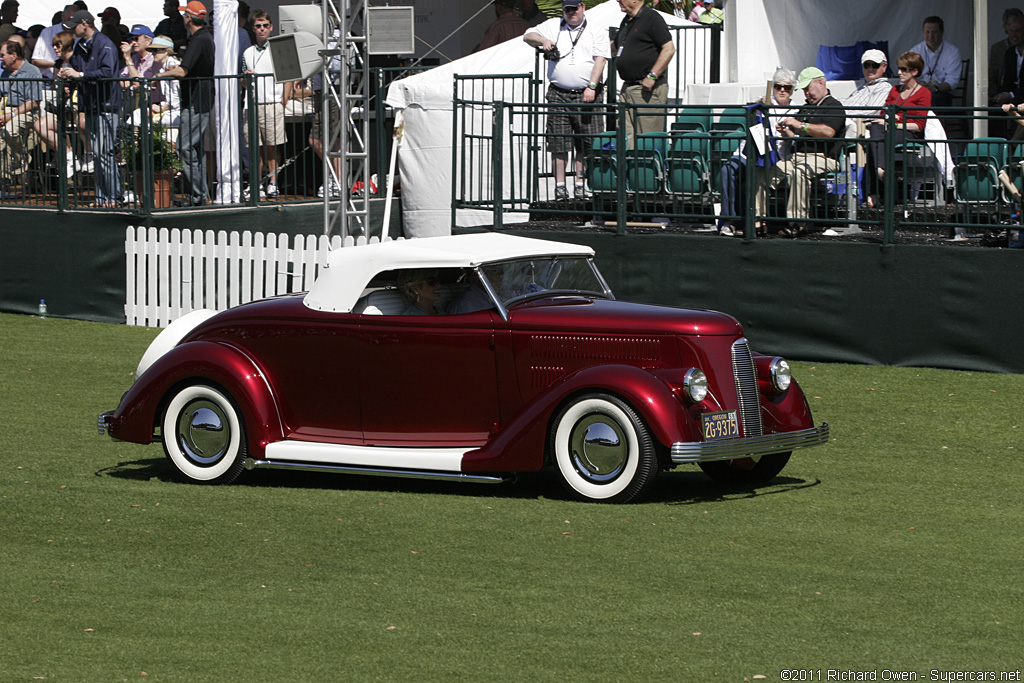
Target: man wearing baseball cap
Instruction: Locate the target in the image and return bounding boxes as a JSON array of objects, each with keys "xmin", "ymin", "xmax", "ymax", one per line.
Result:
[
  {"xmin": 757, "ymin": 66, "xmax": 846, "ymax": 237},
  {"xmin": 842, "ymin": 49, "xmax": 891, "ymax": 119},
  {"xmin": 59, "ymin": 8, "xmax": 123, "ymax": 207},
  {"xmin": 157, "ymin": 0, "xmax": 213, "ymax": 206}
]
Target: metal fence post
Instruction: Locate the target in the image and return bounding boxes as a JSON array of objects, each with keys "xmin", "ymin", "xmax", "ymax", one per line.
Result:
[
  {"xmin": 615, "ymin": 102, "xmax": 627, "ymax": 235},
  {"xmin": 883, "ymin": 104, "xmax": 896, "ymax": 245},
  {"xmin": 493, "ymin": 101, "xmax": 505, "ymax": 230}
]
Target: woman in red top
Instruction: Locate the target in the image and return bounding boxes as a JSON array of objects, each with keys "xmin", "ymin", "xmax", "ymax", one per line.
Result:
[{"xmin": 865, "ymin": 51, "xmax": 932, "ymax": 208}]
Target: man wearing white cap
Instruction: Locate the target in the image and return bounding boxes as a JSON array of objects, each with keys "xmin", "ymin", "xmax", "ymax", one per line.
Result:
[
  {"xmin": 843, "ymin": 49, "xmax": 891, "ymax": 116},
  {"xmin": 759, "ymin": 66, "xmax": 846, "ymax": 237}
]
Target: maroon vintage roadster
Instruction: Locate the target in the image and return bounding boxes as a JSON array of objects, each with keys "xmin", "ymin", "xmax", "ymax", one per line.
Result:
[{"xmin": 99, "ymin": 233, "xmax": 828, "ymax": 502}]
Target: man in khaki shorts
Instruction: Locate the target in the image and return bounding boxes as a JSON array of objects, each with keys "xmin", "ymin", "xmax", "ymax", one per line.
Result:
[{"xmin": 241, "ymin": 9, "xmax": 291, "ymax": 199}]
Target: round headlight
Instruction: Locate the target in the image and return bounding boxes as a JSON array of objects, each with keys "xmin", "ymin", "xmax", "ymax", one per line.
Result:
[
  {"xmin": 770, "ymin": 357, "xmax": 792, "ymax": 392},
  {"xmin": 683, "ymin": 368, "xmax": 708, "ymax": 403}
]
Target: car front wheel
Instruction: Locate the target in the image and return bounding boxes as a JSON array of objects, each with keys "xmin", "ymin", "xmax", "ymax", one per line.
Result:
[
  {"xmin": 549, "ymin": 393, "xmax": 659, "ymax": 503},
  {"xmin": 698, "ymin": 452, "xmax": 791, "ymax": 485},
  {"xmin": 162, "ymin": 384, "xmax": 247, "ymax": 484}
]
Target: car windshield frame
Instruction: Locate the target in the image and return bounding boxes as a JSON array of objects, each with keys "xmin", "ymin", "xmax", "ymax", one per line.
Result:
[{"xmin": 477, "ymin": 256, "xmax": 614, "ymax": 319}]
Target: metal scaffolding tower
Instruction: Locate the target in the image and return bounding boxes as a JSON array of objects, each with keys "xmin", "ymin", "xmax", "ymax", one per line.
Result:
[{"xmin": 321, "ymin": 0, "xmax": 370, "ymax": 238}]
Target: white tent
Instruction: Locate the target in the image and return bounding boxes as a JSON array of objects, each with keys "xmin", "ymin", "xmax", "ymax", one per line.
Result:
[{"xmin": 385, "ymin": 2, "xmax": 700, "ymax": 237}]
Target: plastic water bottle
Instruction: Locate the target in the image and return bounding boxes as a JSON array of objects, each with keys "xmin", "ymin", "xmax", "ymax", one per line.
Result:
[{"xmin": 38, "ymin": 299, "xmax": 47, "ymax": 319}]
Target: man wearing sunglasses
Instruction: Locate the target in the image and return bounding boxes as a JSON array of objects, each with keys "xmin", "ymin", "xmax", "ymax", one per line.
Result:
[
  {"xmin": 525, "ymin": 0, "xmax": 610, "ymax": 201},
  {"xmin": 843, "ymin": 49, "xmax": 890, "ymax": 117}
]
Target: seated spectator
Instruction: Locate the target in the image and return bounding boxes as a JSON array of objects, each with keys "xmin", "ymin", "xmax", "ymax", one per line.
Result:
[
  {"xmin": 990, "ymin": 9, "xmax": 1024, "ymax": 97},
  {"xmin": 842, "ymin": 49, "xmax": 891, "ymax": 131},
  {"xmin": 717, "ymin": 67, "xmax": 797, "ymax": 237},
  {"xmin": 757, "ymin": 67, "xmax": 846, "ymax": 237},
  {"xmin": 864, "ymin": 51, "xmax": 931, "ymax": 208},
  {"xmin": 398, "ymin": 270, "xmax": 442, "ymax": 315},
  {"xmin": 33, "ymin": 29, "xmax": 78, "ymax": 177},
  {"xmin": 127, "ymin": 36, "xmax": 180, "ymax": 143},
  {"xmin": 0, "ymin": 39, "xmax": 43, "ymax": 179},
  {"xmin": 908, "ymin": 16, "xmax": 961, "ymax": 108}
]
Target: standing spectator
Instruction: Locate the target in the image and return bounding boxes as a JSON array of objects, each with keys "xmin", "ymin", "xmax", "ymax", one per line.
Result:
[
  {"xmin": 154, "ymin": 0, "xmax": 188, "ymax": 54},
  {"xmin": 994, "ymin": 13, "xmax": 1024, "ymax": 105},
  {"xmin": 991, "ymin": 9, "xmax": 1024, "ymax": 97},
  {"xmin": 758, "ymin": 67, "xmax": 846, "ymax": 237},
  {"xmin": 524, "ymin": 0, "xmax": 609, "ymax": 201},
  {"xmin": 31, "ymin": 4, "xmax": 76, "ymax": 78},
  {"xmin": 0, "ymin": 1, "xmax": 20, "ymax": 44},
  {"xmin": 59, "ymin": 9, "xmax": 122, "ymax": 207},
  {"xmin": 474, "ymin": 0, "xmax": 529, "ymax": 53},
  {"xmin": 97, "ymin": 6, "xmax": 124, "ymax": 66},
  {"xmin": 156, "ymin": 0, "xmax": 213, "ymax": 206},
  {"xmin": 0, "ymin": 39, "xmax": 42, "ymax": 179},
  {"xmin": 908, "ymin": 16, "xmax": 961, "ymax": 108},
  {"xmin": 519, "ymin": 0, "xmax": 546, "ymax": 27},
  {"xmin": 613, "ymin": 0, "xmax": 675, "ymax": 147},
  {"xmin": 241, "ymin": 9, "xmax": 291, "ymax": 200}
]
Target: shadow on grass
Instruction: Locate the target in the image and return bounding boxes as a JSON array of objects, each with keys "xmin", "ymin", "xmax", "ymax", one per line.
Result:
[{"xmin": 96, "ymin": 457, "xmax": 820, "ymax": 505}]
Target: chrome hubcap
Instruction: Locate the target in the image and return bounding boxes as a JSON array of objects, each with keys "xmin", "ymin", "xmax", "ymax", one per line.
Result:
[
  {"xmin": 176, "ymin": 400, "xmax": 229, "ymax": 465},
  {"xmin": 570, "ymin": 416, "xmax": 628, "ymax": 483}
]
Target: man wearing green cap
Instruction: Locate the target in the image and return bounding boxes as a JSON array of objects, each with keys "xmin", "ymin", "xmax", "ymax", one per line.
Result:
[{"xmin": 757, "ymin": 66, "xmax": 846, "ymax": 237}]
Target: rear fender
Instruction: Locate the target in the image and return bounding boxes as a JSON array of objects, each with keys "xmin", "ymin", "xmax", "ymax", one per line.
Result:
[
  {"xmin": 462, "ymin": 364, "xmax": 689, "ymax": 472},
  {"xmin": 109, "ymin": 341, "xmax": 283, "ymax": 458}
]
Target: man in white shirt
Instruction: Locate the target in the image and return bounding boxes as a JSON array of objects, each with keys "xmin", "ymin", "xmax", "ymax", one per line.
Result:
[
  {"xmin": 241, "ymin": 9, "xmax": 292, "ymax": 199},
  {"xmin": 524, "ymin": 0, "xmax": 609, "ymax": 200},
  {"xmin": 908, "ymin": 15, "xmax": 961, "ymax": 108},
  {"xmin": 31, "ymin": 4, "xmax": 76, "ymax": 78}
]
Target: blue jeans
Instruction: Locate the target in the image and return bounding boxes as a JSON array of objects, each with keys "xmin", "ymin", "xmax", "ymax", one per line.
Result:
[
  {"xmin": 718, "ymin": 155, "xmax": 745, "ymax": 230},
  {"xmin": 179, "ymin": 107, "xmax": 210, "ymax": 203},
  {"xmin": 87, "ymin": 111, "xmax": 121, "ymax": 205}
]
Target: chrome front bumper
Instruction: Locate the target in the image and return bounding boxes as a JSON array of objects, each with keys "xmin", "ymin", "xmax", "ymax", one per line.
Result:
[
  {"xmin": 97, "ymin": 410, "xmax": 115, "ymax": 437},
  {"xmin": 671, "ymin": 423, "xmax": 830, "ymax": 464}
]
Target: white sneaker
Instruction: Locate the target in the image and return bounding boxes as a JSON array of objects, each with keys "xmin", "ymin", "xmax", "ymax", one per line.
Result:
[
  {"xmin": 66, "ymin": 154, "xmax": 75, "ymax": 177},
  {"xmin": 266, "ymin": 182, "xmax": 279, "ymax": 199},
  {"xmin": 719, "ymin": 225, "xmax": 735, "ymax": 236},
  {"xmin": 317, "ymin": 184, "xmax": 325, "ymax": 198}
]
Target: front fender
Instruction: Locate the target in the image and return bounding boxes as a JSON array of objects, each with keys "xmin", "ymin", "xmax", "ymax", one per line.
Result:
[
  {"xmin": 462, "ymin": 364, "xmax": 688, "ymax": 473},
  {"xmin": 108, "ymin": 340, "xmax": 284, "ymax": 458}
]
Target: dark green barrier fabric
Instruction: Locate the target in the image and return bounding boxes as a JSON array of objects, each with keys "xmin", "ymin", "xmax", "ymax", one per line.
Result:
[
  {"xmin": 3, "ymin": 211, "xmax": 1022, "ymax": 373},
  {"xmin": 510, "ymin": 231, "xmax": 1024, "ymax": 374}
]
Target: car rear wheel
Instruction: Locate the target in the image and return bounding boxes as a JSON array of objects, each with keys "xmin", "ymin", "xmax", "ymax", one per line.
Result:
[
  {"xmin": 698, "ymin": 452, "xmax": 791, "ymax": 485},
  {"xmin": 162, "ymin": 384, "xmax": 247, "ymax": 484},
  {"xmin": 550, "ymin": 393, "xmax": 659, "ymax": 503}
]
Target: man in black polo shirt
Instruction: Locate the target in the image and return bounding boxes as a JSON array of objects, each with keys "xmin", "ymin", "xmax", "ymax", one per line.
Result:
[
  {"xmin": 759, "ymin": 66, "xmax": 847, "ymax": 237},
  {"xmin": 613, "ymin": 0, "xmax": 675, "ymax": 147},
  {"xmin": 157, "ymin": 0, "xmax": 213, "ymax": 206}
]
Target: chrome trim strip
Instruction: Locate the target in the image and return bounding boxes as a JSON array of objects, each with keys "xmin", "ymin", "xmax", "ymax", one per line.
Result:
[
  {"xmin": 243, "ymin": 458, "xmax": 511, "ymax": 484},
  {"xmin": 671, "ymin": 423, "xmax": 829, "ymax": 464},
  {"xmin": 731, "ymin": 338, "xmax": 763, "ymax": 437}
]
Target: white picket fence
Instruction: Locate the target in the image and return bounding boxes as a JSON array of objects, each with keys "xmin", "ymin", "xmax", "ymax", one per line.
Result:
[{"xmin": 125, "ymin": 227, "xmax": 396, "ymax": 327}]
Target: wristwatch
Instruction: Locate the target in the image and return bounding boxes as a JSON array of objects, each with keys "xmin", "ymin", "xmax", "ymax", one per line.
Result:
[
  {"xmin": 647, "ymin": 71, "xmax": 658, "ymax": 80},
  {"xmin": 587, "ymin": 81, "xmax": 598, "ymax": 89}
]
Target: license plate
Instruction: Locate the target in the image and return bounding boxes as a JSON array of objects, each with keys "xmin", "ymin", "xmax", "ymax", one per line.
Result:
[{"xmin": 701, "ymin": 410, "xmax": 739, "ymax": 441}]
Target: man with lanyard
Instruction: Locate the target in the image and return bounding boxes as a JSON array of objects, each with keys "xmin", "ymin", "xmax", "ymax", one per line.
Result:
[
  {"xmin": 241, "ymin": 9, "xmax": 292, "ymax": 200},
  {"xmin": 59, "ymin": 10, "xmax": 122, "ymax": 207},
  {"xmin": 157, "ymin": 0, "xmax": 214, "ymax": 206},
  {"xmin": 524, "ymin": 0, "xmax": 609, "ymax": 201},
  {"xmin": 613, "ymin": 0, "xmax": 675, "ymax": 147},
  {"xmin": 908, "ymin": 15, "xmax": 961, "ymax": 108},
  {"xmin": 761, "ymin": 67, "xmax": 846, "ymax": 238}
]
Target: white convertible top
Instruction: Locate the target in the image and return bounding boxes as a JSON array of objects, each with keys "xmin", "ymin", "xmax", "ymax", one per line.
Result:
[{"xmin": 304, "ymin": 233, "xmax": 595, "ymax": 313}]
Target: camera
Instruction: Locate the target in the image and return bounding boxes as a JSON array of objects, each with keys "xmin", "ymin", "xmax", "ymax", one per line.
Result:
[{"xmin": 543, "ymin": 46, "xmax": 560, "ymax": 61}]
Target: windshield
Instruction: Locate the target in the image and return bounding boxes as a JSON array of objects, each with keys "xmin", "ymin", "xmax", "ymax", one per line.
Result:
[{"xmin": 479, "ymin": 257, "xmax": 612, "ymax": 308}]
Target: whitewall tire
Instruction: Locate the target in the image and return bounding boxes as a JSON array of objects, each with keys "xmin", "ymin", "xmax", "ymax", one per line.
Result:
[{"xmin": 162, "ymin": 384, "xmax": 247, "ymax": 484}]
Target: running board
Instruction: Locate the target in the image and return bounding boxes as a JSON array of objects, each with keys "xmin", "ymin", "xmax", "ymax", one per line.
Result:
[{"xmin": 243, "ymin": 458, "xmax": 512, "ymax": 484}]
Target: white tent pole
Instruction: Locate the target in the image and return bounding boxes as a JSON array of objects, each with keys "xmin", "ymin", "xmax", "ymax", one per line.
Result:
[{"xmin": 974, "ymin": 0, "xmax": 987, "ymax": 139}]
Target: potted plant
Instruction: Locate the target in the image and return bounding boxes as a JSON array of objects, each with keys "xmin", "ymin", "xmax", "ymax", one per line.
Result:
[{"xmin": 121, "ymin": 122, "xmax": 182, "ymax": 209}]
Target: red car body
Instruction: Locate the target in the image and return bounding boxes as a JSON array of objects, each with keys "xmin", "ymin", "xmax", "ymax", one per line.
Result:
[{"xmin": 99, "ymin": 234, "xmax": 828, "ymax": 502}]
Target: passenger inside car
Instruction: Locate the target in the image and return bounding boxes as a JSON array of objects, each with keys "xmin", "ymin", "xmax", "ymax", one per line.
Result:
[{"xmin": 398, "ymin": 269, "xmax": 443, "ymax": 315}]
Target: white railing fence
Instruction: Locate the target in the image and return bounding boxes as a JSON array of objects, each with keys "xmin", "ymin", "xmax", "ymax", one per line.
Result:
[{"xmin": 125, "ymin": 227, "xmax": 396, "ymax": 327}]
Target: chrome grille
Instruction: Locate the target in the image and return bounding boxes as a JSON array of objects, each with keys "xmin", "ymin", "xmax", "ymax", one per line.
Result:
[{"xmin": 731, "ymin": 338, "xmax": 763, "ymax": 437}]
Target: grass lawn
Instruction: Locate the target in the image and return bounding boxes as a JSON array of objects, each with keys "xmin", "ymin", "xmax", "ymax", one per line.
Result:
[{"xmin": 1, "ymin": 312, "xmax": 1021, "ymax": 681}]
